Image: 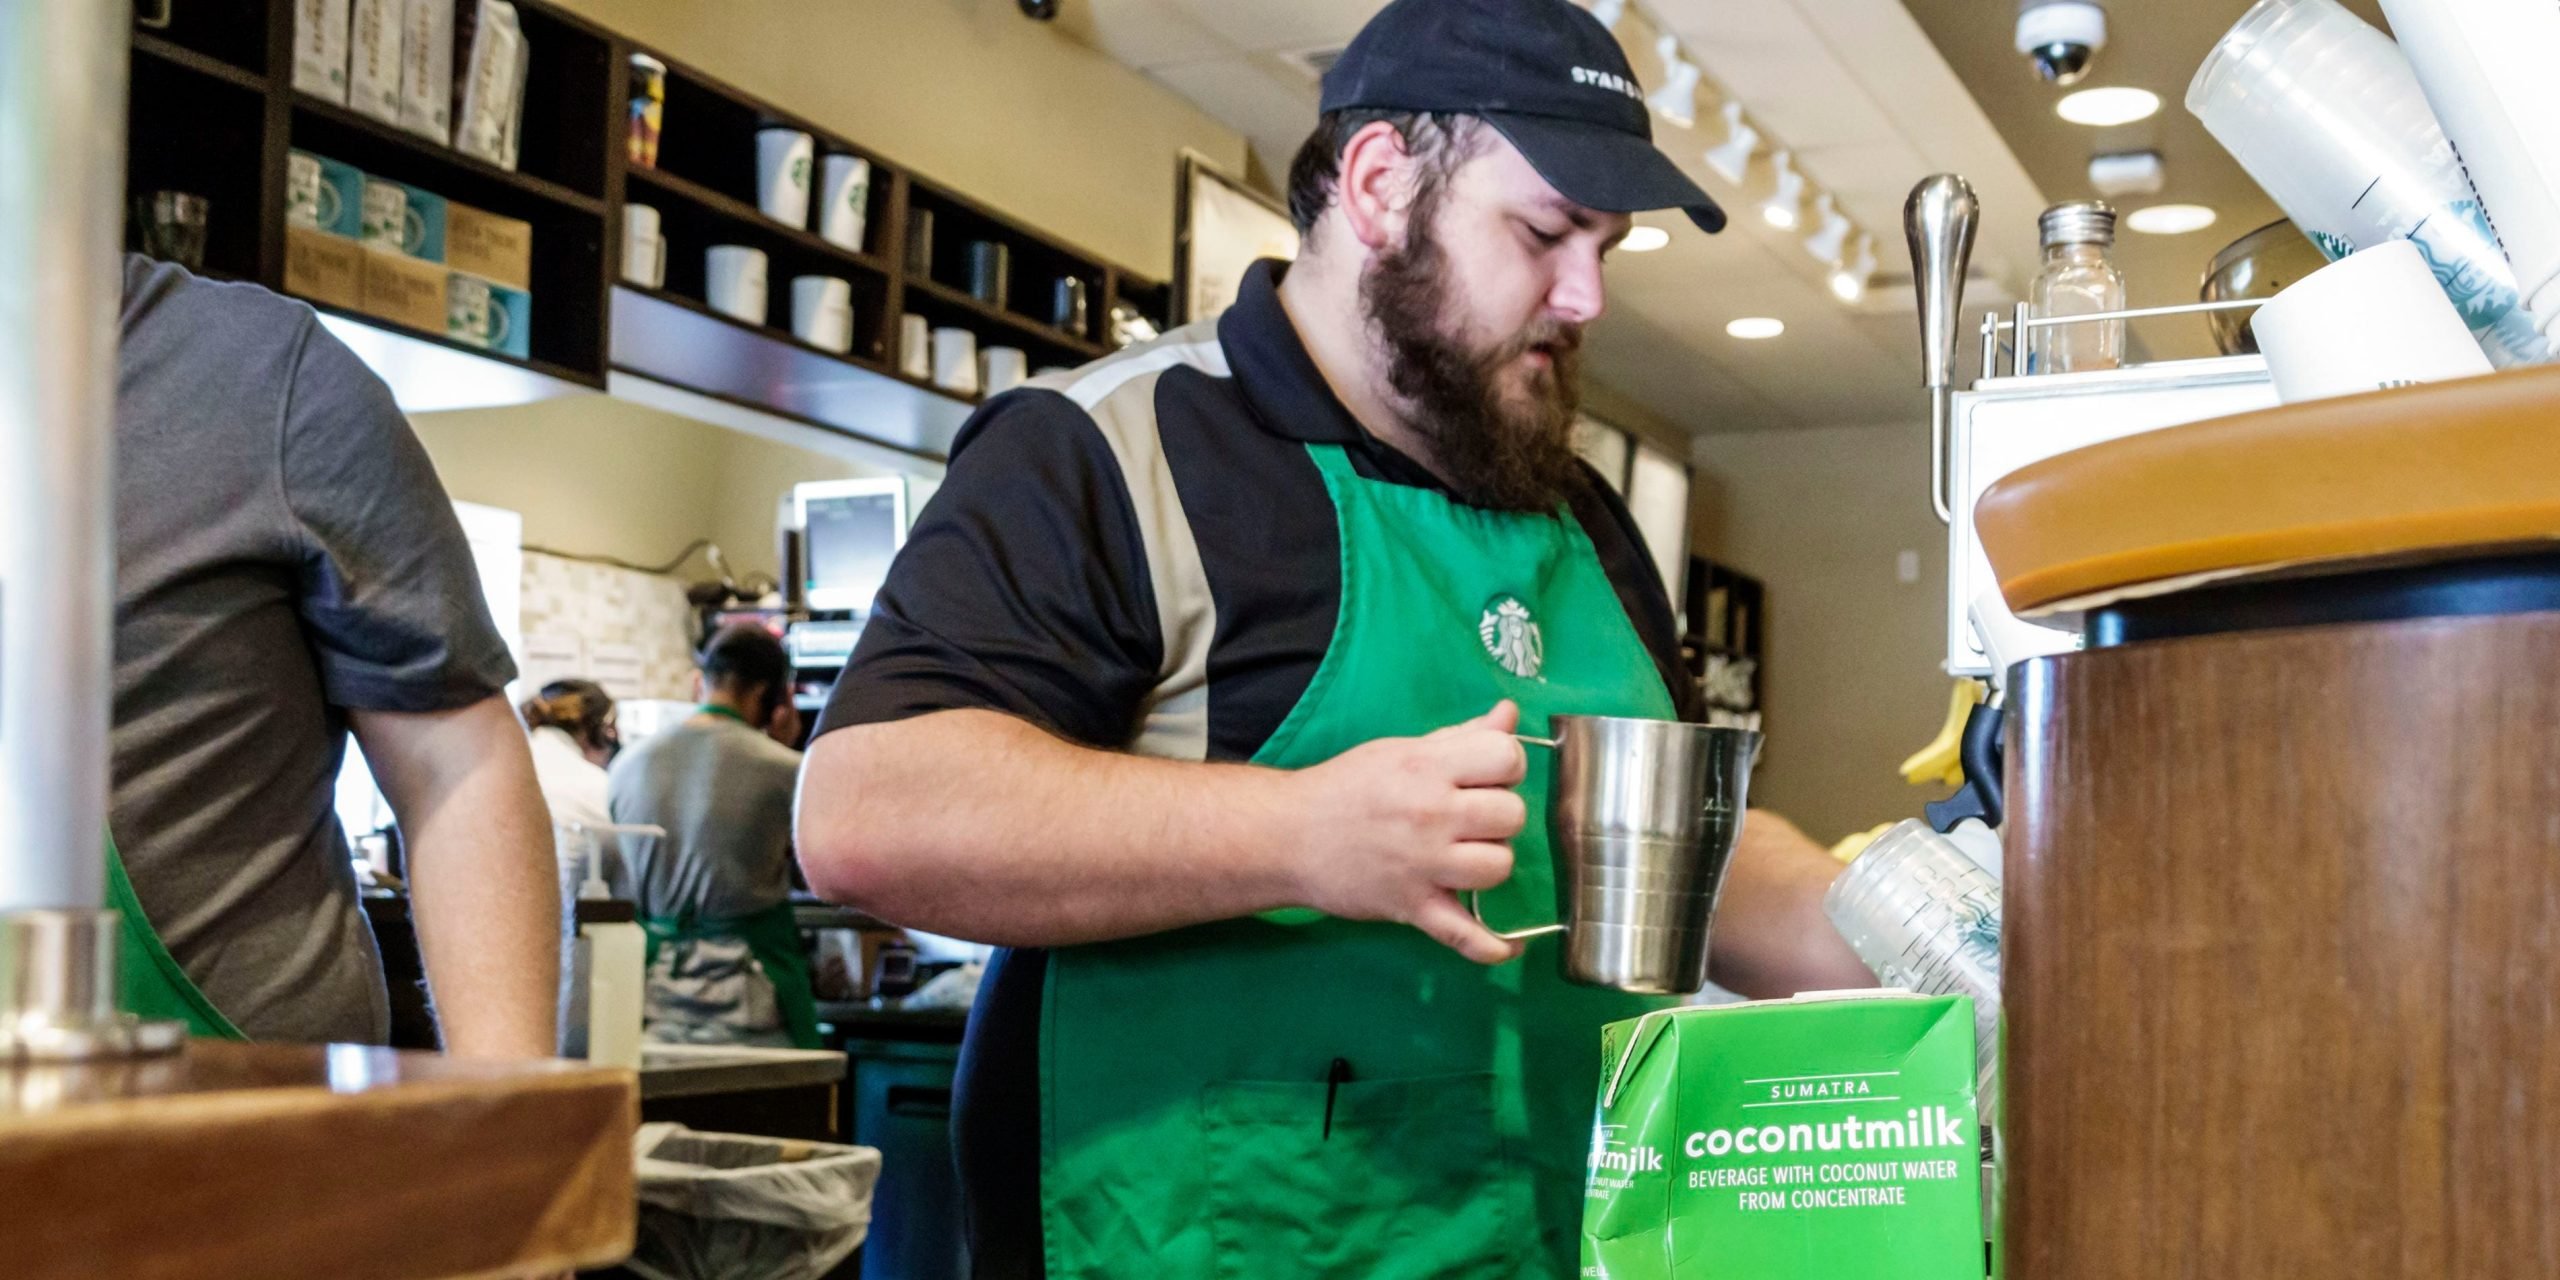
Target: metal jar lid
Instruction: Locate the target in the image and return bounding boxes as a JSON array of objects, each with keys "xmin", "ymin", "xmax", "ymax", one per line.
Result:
[{"xmin": 2039, "ymin": 200, "xmax": 2118, "ymax": 248}]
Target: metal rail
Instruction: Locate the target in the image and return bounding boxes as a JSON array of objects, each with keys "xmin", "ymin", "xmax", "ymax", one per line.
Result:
[{"xmin": 1980, "ymin": 297, "xmax": 2269, "ymax": 380}]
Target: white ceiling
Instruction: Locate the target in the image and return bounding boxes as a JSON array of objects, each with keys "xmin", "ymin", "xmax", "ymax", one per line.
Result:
[{"xmin": 1056, "ymin": 0, "xmax": 2049, "ymax": 433}]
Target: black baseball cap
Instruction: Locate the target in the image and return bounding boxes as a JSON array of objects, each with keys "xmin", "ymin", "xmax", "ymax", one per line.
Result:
[{"xmin": 1320, "ymin": 0, "xmax": 1727, "ymax": 234}]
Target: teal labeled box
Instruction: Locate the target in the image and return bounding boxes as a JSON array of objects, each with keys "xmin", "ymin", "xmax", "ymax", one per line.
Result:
[{"xmin": 1583, "ymin": 991, "xmax": 1983, "ymax": 1279}]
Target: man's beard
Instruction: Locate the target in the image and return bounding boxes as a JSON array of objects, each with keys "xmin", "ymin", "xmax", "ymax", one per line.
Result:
[{"xmin": 1361, "ymin": 210, "xmax": 1587, "ymax": 513}]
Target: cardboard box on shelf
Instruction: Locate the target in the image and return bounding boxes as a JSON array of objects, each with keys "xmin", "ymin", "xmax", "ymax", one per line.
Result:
[
  {"xmin": 1582, "ymin": 991, "xmax": 1984, "ymax": 1280},
  {"xmin": 358, "ymin": 247, "xmax": 451, "ymax": 334},
  {"xmin": 285, "ymin": 225, "xmax": 367, "ymax": 312},
  {"xmin": 397, "ymin": 0, "xmax": 456, "ymax": 145},
  {"xmin": 289, "ymin": 150, "xmax": 367, "ymax": 239},
  {"xmin": 444, "ymin": 201, "xmax": 531, "ymax": 289},
  {"xmin": 443, "ymin": 271, "xmax": 531, "ymax": 359},
  {"xmin": 291, "ymin": 0, "xmax": 353, "ymax": 104},
  {"xmin": 347, "ymin": 0, "xmax": 406, "ymax": 125},
  {"xmin": 488, "ymin": 280, "xmax": 532, "ymax": 359}
]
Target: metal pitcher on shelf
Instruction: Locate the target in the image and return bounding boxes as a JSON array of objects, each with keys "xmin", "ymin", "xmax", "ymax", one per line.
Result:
[{"xmin": 1472, "ymin": 715, "xmax": 1759, "ymax": 995}]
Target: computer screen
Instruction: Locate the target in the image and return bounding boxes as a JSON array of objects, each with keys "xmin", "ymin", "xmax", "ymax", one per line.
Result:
[{"xmin": 797, "ymin": 479, "xmax": 907, "ymax": 615}]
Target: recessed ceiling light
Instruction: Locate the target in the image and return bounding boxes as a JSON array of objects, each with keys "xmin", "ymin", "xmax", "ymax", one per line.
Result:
[
  {"xmin": 2125, "ymin": 203, "xmax": 2218, "ymax": 235},
  {"xmin": 1620, "ymin": 225, "xmax": 1671, "ymax": 253},
  {"xmin": 1726, "ymin": 317, "xmax": 1785, "ymax": 340},
  {"xmin": 2055, "ymin": 86, "xmax": 2159, "ymax": 126}
]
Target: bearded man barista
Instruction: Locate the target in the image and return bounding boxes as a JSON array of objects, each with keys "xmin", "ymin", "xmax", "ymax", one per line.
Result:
[{"xmin": 794, "ymin": 0, "xmax": 1872, "ymax": 1274}]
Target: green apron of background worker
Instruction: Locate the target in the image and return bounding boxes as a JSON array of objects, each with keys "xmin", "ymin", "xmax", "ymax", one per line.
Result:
[
  {"xmin": 636, "ymin": 702, "xmax": 819, "ymax": 1051},
  {"xmin": 608, "ymin": 625, "xmax": 820, "ymax": 1050},
  {"xmin": 1044, "ymin": 444, "xmax": 1676, "ymax": 1276}
]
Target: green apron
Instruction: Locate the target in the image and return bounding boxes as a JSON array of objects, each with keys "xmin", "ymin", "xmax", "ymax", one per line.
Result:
[
  {"xmin": 108, "ymin": 834, "xmax": 246, "ymax": 1040},
  {"xmin": 1040, "ymin": 443, "xmax": 1680, "ymax": 1277},
  {"xmin": 638, "ymin": 904, "xmax": 822, "ymax": 1050},
  {"xmin": 633, "ymin": 704, "xmax": 821, "ymax": 1050}
]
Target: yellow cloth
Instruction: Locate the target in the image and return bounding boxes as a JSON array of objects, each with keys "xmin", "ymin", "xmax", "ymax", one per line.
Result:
[
  {"xmin": 1899, "ymin": 679, "xmax": 1986, "ymax": 789},
  {"xmin": 1830, "ymin": 822, "xmax": 1898, "ymax": 864}
]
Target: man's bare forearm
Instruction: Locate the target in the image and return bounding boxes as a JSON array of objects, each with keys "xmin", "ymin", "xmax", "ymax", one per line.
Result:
[
  {"xmin": 355, "ymin": 698, "xmax": 561, "ymax": 1058},
  {"xmin": 797, "ymin": 710, "xmax": 1311, "ymax": 946},
  {"xmin": 1705, "ymin": 809, "xmax": 1873, "ymax": 998}
]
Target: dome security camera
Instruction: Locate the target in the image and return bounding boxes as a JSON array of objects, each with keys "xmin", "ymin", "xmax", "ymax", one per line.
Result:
[
  {"xmin": 2016, "ymin": 0, "xmax": 2106, "ymax": 85},
  {"xmin": 1019, "ymin": 0, "xmax": 1059, "ymax": 19}
]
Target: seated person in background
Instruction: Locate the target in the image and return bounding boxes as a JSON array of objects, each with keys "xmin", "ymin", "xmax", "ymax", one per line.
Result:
[
  {"xmin": 112, "ymin": 254, "xmax": 558, "ymax": 1055},
  {"xmin": 607, "ymin": 624, "xmax": 815, "ymax": 1047},
  {"xmin": 522, "ymin": 678, "xmax": 621, "ymax": 901}
]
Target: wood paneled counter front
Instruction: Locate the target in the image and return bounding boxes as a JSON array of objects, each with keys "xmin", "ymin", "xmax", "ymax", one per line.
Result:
[
  {"xmin": 2004, "ymin": 610, "xmax": 2560, "ymax": 1278},
  {"xmin": 1, "ymin": 1040, "xmax": 638, "ymax": 1280}
]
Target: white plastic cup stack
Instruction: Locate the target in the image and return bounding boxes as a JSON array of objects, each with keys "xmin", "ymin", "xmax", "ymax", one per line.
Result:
[
  {"xmin": 2186, "ymin": 0, "xmax": 2550, "ymax": 367},
  {"xmin": 1825, "ymin": 820, "xmax": 2003, "ymax": 1132},
  {"xmin": 2377, "ymin": 0, "xmax": 2560, "ymax": 348}
]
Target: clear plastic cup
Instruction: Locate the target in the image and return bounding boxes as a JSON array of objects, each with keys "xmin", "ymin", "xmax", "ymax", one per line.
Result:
[
  {"xmin": 1826, "ymin": 820, "xmax": 2002, "ymax": 1130},
  {"xmin": 2187, "ymin": 0, "xmax": 2550, "ymax": 366}
]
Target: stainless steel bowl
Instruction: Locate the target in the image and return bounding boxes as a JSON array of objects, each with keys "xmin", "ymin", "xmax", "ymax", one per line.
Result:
[{"xmin": 2200, "ymin": 218, "xmax": 2329, "ymax": 355}]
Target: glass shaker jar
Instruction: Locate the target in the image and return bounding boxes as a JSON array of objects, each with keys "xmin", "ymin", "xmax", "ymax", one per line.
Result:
[{"xmin": 2025, "ymin": 201, "xmax": 2127, "ymax": 374}]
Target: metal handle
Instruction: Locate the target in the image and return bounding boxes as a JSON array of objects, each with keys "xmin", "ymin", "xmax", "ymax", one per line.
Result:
[
  {"xmin": 1470, "ymin": 732, "xmax": 1566, "ymax": 941},
  {"xmin": 1904, "ymin": 174, "xmax": 1979, "ymax": 526},
  {"xmin": 1468, "ymin": 891, "xmax": 1566, "ymax": 942}
]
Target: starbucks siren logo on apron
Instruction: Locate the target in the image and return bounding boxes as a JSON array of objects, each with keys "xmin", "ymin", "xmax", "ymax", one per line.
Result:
[{"xmin": 1480, "ymin": 595, "xmax": 1543, "ymax": 678}]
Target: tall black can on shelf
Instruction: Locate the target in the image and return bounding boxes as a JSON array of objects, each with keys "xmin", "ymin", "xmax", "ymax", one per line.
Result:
[
  {"xmin": 964, "ymin": 240, "xmax": 1008, "ymax": 310},
  {"xmin": 905, "ymin": 206, "xmax": 935, "ymax": 278},
  {"xmin": 1052, "ymin": 276, "xmax": 1088, "ymax": 334}
]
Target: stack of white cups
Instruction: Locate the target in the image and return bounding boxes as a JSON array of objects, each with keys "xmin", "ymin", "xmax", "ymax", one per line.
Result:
[
  {"xmin": 2376, "ymin": 0, "xmax": 2560, "ymax": 349},
  {"xmin": 2187, "ymin": 0, "xmax": 2549, "ymax": 366}
]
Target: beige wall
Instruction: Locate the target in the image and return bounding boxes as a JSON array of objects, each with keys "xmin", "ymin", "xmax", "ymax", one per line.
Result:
[
  {"xmin": 411, "ymin": 396, "xmax": 899, "ymax": 586},
  {"xmin": 1690, "ymin": 423, "xmax": 1956, "ymax": 845},
  {"xmin": 558, "ymin": 0, "xmax": 1249, "ymax": 279}
]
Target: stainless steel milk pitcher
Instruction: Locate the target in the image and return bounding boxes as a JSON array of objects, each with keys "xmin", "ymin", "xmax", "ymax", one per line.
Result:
[{"xmin": 1471, "ymin": 714, "xmax": 1759, "ymax": 995}]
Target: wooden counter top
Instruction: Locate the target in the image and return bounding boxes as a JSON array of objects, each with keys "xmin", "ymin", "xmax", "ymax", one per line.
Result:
[{"xmin": 1, "ymin": 1040, "xmax": 637, "ymax": 1280}]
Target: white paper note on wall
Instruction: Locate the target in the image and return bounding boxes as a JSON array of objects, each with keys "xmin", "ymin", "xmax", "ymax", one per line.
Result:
[
  {"xmin": 589, "ymin": 643, "xmax": 648, "ymax": 700},
  {"xmin": 517, "ymin": 630, "xmax": 587, "ymax": 699}
]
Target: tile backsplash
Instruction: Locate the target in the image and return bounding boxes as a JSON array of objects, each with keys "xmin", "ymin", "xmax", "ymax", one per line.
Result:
[{"xmin": 515, "ymin": 551, "xmax": 696, "ymax": 702}]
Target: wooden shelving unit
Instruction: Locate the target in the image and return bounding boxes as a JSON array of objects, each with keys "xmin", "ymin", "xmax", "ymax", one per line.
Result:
[
  {"xmin": 120, "ymin": 0, "xmax": 1178, "ymax": 457},
  {"xmin": 289, "ymin": 93, "xmax": 610, "ymax": 214},
  {"xmin": 132, "ymin": 30, "xmax": 268, "ymax": 93},
  {"xmin": 904, "ymin": 275, "xmax": 1106, "ymax": 362},
  {"xmin": 1685, "ymin": 556, "xmax": 1765, "ymax": 718}
]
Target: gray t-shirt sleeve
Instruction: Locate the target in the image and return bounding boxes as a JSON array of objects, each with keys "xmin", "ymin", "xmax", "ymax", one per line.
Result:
[{"xmin": 279, "ymin": 322, "xmax": 517, "ymax": 711}]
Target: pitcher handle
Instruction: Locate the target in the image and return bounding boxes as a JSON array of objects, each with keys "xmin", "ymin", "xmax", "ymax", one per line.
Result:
[
  {"xmin": 1469, "ymin": 891, "xmax": 1567, "ymax": 942},
  {"xmin": 1470, "ymin": 733, "xmax": 1567, "ymax": 942}
]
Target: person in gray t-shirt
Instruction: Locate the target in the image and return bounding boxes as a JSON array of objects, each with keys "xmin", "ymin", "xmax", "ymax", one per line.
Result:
[
  {"xmin": 112, "ymin": 257, "xmax": 559, "ymax": 1054},
  {"xmin": 607, "ymin": 624, "xmax": 814, "ymax": 1047}
]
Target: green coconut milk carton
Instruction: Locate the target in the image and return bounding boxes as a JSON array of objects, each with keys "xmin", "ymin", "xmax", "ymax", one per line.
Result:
[{"xmin": 1582, "ymin": 991, "xmax": 1983, "ymax": 1279}]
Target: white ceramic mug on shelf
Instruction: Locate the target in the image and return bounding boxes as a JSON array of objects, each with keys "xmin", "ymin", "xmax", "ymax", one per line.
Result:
[
  {"xmin": 932, "ymin": 326, "xmax": 979, "ymax": 394},
  {"xmin": 818, "ymin": 154, "xmax": 872, "ymax": 252},
  {"xmin": 706, "ymin": 245, "xmax": 770, "ymax": 325},
  {"xmin": 980, "ymin": 345, "xmax": 1028, "ymax": 395},
  {"xmin": 792, "ymin": 275, "xmax": 855, "ymax": 354},
  {"xmin": 756, "ymin": 127, "xmax": 815, "ymax": 228},
  {"xmin": 899, "ymin": 312, "xmax": 931, "ymax": 378},
  {"xmin": 622, "ymin": 203, "xmax": 667, "ymax": 288}
]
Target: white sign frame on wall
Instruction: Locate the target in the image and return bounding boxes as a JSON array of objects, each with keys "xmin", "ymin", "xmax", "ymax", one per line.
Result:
[{"xmin": 1175, "ymin": 150, "xmax": 1300, "ymax": 324}]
